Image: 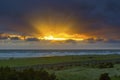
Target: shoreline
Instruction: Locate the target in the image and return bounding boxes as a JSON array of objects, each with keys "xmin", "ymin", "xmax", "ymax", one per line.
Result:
[{"xmin": 0, "ymin": 54, "xmax": 120, "ymax": 59}]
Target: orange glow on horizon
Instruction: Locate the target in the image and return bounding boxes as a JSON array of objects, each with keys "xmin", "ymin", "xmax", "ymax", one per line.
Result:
[
  {"xmin": 0, "ymin": 32, "xmax": 98, "ymax": 41},
  {"xmin": 37, "ymin": 32, "xmax": 87, "ymax": 41},
  {"xmin": 24, "ymin": 11, "xmax": 98, "ymax": 41}
]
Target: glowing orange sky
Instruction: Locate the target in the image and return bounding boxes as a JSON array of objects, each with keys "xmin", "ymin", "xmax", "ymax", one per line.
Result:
[
  {"xmin": 0, "ymin": 32, "xmax": 93, "ymax": 41},
  {"xmin": 38, "ymin": 33, "xmax": 88, "ymax": 41},
  {"xmin": 23, "ymin": 11, "xmax": 92, "ymax": 41}
]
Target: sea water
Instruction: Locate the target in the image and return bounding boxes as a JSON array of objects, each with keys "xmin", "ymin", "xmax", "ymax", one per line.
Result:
[{"xmin": 0, "ymin": 49, "xmax": 120, "ymax": 59}]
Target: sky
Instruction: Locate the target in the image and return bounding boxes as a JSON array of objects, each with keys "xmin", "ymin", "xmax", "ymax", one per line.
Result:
[{"xmin": 0, "ymin": 0, "xmax": 120, "ymax": 49}]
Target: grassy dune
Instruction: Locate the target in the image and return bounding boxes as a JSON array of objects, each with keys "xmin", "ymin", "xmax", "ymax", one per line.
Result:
[{"xmin": 55, "ymin": 64, "xmax": 120, "ymax": 80}]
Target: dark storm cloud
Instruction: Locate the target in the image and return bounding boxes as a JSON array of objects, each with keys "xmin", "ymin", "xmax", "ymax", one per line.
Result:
[
  {"xmin": 26, "ymin": 38, "xmax": 39, "ymax": 41},
  {"xmin": 10, "ymin": 37, "xmax": 21, "ymax": 40},
  {"xmin": 0, "ymin": 36, "xmax": 8, "ymax": 40},
  {"xmin": 0, "ymin": 0, "xmax": 120, "ymax": 39},
  {"xmin": 105, "ymin": 39, "xmax": 120, "ymax": 43},
  {"xmin": 68, "ymin": 0, "xmax": 120, "ymax": 39}
]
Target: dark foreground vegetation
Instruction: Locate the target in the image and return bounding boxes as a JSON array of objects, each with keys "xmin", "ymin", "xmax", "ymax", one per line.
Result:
[
  {"xmin": 99, "ymin": 73, "xmax": 111, "ymax": 80},
  {"xmin": 0, "ymin": 67, "xmax": 58, "ymax": 80},
  {"xmin": 0, "ymin": 62, "xmax": 116, "ymax": 80}
]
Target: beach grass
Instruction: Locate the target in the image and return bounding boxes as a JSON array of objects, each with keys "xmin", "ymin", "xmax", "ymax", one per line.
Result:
[{"xmin": 55, "ymin": 64, "xmax": 120, "ymax": 80}]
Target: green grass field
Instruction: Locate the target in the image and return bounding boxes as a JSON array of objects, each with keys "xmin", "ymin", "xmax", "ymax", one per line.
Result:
[{"xmin": 0, "ymin": 55, "xmax": 120, "ymax": 67}]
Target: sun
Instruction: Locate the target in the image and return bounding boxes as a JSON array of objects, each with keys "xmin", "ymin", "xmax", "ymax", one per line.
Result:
[
  {"xmin": 44, "ymin": 35, "xmax": 54, "ymax": 40},
  {"xmin": 43, "ymin": 35, "xmax": 67, "ymax": 41}
]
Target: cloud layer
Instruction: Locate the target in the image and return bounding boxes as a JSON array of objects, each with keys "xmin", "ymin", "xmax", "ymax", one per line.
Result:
[{"xmin": 0, "ymin": 0, "xmax": 120, "ymax": 40}]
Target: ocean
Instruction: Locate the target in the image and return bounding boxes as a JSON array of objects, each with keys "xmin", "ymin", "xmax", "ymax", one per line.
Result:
[{"xmin": 0, "ymin": 49, "xmax": 120, "ymax": 59}]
